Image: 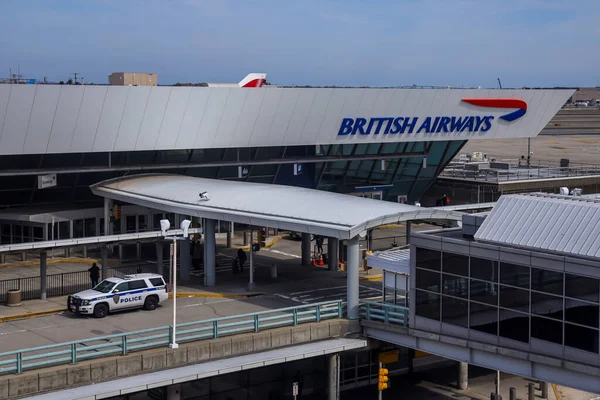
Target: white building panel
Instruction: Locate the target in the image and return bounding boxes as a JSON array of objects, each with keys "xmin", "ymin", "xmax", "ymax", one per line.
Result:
[
  {"xmin": 194, "ymin": 89, "xmax": 229, "ymax": 149},
  {"xmin": 213, "ymin": 89, "xmax": 247, "ymax": 148},
  {"xmin": 135, "ymin": 87, "xmax": 171, "ymax": 150},
  {"xmin": 249, "ymin": 90, "xmax": 282, "ymax": 146},
  {"xmin": 93, "ymin": 86, "xmax": 129, "ymax": 151},
  {"xmin": 0, "ymin": 85, "xmax": 36, "ymax": 154},
  {"xmin": 175, "ymin": 89, "xmax": 210, "ymax": 149},
  {"xmin": 22, "ymin": 85, "xmax": 60, "ymax": 154},
  {"xmin": 0, "ymin": 85, "xmax": 575, "ymax": 155},
  {"xmin": 300, "ymin": 89, "xmax": 334, "ymax": 144},
  {"xmin": 47, "ymin": 86, "xmax": 84, "ymax": 153},
  {"xmin": 156, "ymin": 87, "xmax": 191, "ymax": 150},
  {"xmin": 113, "ymin": 86, "xmax": 151, "ymax": 151},
  {"xmin": 70, "ymin": 86, "xmax": 107, "ymax": 152}
]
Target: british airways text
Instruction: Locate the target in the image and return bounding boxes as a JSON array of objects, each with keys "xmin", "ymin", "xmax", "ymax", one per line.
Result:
[{"xmin": 338, "ymin": 116, "xmax": 494, "ymax": 136}]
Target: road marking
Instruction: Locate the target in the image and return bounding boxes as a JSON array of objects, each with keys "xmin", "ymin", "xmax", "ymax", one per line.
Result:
[
  {"xmin": 180, "ymin": 298, "xmax": 235, "ymax": 308},
  {"xmin": 265, "ymin": 249, "xmax": 301, "ymax": 258}
]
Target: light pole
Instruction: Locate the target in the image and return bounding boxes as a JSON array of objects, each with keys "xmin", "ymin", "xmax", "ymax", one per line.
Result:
[{"xmin": 161, "ymin": 218, "xmax": 192, "ymax": 349}]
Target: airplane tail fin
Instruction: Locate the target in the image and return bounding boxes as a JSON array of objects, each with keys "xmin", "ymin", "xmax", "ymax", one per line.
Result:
[{"xmin": 239, "ymin": 73, "xmax": 267, "ymax": 88}]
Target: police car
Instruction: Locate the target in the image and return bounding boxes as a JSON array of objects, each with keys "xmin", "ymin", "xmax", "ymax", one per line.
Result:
[{"xmin": 68, "ymin": 273, "xmax": 169, "ymax": 318}]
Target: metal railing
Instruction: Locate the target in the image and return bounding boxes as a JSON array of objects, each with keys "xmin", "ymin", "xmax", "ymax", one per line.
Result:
[
  {"xmin": 0, "ymin": 264, "xmax": 155, "ymax": 303},
  {"xmin": 359, "ymin": 301, "xmax": 409, "ymax": 327},
  {"xmin": 0, "ymin": 300, "xmax": 343, "ymax": 375},
  {"xmin": 440, "ymin": 161, "xmax": 600, "ymax": 183}
]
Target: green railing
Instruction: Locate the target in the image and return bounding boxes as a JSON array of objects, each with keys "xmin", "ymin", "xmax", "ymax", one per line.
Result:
[
  {"xmin": 359, "ymin": 300, "xmax": 409, "ymax": 326},
  {"xmin": 0, "ymin": 301, "xmax": 343, "ymax": 375}
]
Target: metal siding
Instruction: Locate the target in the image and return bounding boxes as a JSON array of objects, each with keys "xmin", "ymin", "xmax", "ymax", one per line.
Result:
[
  {"xmin": 475, "ymin": 194, "xmax": 600, "ymax": 259},
  {"xmin": 0, "ymin": 85, "xmax": 36, "ymax": 154},
  {"xmin": 0, "ymin": 85, "xmax": 576, "ymax": 154},
  {"xmin": 70, "ymin": 86, "xmax": 107, "ymax": 152},
  {"xmin": 156, "ymin": 87, "xmax": 192, "ymax": 149},
  {"xmin": 135, "ymin": 87, "xmax": 171, "ymax": 150},
  {"xmin": 47, "ymin": 86, "xmax": 84, "ymax": 153},
  {"xmin": 175, "ymin": 89, "xmax": 210, "ymax": 149},
  {"xmin": 93, "ymin": 86, "xmax": 129, "ymax": 151},
  {"xmin": 23, "ymin": 85, "xmax": 61, "ymax": 154},
  {"xmin": 193, "ymin": 88, "xmax": 228, "ymax": 149},
  {"xmin": 113, "ymin": 86, "xmax": 151, "ymax": 151},
  {"xmin": 249, "ymin": 89, "xmax": 282, "ymax": 146},
  {"xmin": 213, "ymin": 89, "xmax": 247, "ymax": 148}
]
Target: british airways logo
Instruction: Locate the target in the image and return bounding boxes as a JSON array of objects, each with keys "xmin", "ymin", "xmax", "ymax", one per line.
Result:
[{"xmin": 338, "ymin": 98, "xmax": 528, "ymax": 136}]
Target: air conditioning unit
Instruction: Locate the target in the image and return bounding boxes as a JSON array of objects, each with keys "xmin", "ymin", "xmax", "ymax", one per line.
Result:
[{"xmin": 559, "ymin": 187, "xmax": 569, "ymax": 196}]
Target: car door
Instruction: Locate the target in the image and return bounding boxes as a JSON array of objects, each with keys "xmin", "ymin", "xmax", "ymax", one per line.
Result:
[
  {"xmin": 126, "ymin": 279, "xmax": 149, "ymax": 308},
  {"xmin": 110, "ymin": 281, "xmax": 131, "ymax": 310}
]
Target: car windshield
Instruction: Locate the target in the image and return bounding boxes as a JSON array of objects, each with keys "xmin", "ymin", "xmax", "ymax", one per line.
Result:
[{"xmin": 93, "ymin": 280, "xmax": 116, "ymax": 293}]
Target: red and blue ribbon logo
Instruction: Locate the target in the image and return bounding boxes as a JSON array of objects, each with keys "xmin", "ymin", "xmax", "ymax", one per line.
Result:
[{"xmin": 461, "ymin": 98, "xmax": 527, "ymax": 122}]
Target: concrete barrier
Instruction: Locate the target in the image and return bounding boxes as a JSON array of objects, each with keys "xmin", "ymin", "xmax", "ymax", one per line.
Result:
[{"xmin": 1, "ymin": 319, "xmax": 359, "ymax": 399}]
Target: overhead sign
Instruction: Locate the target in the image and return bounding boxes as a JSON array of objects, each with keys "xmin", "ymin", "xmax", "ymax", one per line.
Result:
[
  {"xmin": 37, "ymin": 174, "xmax": 57, "ymax": 189},
  {"xmin": 338, "ymin": 98, "xmax": 527, "ymax": 136},
  {"xmin": 238, "ymin": 166, "xmax": 249, "ymax": 178},
  {"xmin": 293, "ymin": 164, "xmax": 303, "ymax": 176}
]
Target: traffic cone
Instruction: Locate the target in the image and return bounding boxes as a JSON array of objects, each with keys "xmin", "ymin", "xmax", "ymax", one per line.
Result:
[
  {"xmin": 318, "ymin": 254, "xmax": 325, "ymax": 266},
  {"xmin": 312, "ymin": 256, "xmax": 317, "ymax": 266}
]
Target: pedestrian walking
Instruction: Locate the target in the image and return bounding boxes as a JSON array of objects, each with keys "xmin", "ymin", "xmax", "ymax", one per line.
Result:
[
  {"xmin": 88, "ymin": 263, "xmax": 100, "ymax": 288},
  {"xmin": 237, "ymin": 248, "xmax": 247, "ymax": 272}
]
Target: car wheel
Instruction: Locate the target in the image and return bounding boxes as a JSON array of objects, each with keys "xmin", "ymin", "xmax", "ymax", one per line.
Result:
[
  {"xmin": 144, "ymin": 296, "xmax": 158, "ymax": 311},
  {"xmin": 93, "ymin": 303, "xmax": 108, "ymax": 318}
]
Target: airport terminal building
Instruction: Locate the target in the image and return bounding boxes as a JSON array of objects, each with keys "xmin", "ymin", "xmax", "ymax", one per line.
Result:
[{"xmin": 0, "ymin": 81, "xmax": 572, "ymax": 244}]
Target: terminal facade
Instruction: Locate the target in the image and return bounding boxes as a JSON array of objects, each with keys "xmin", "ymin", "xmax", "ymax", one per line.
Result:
[{"xmin": 0, "ymin": 82, "xmax": 572, "ymax": 245}]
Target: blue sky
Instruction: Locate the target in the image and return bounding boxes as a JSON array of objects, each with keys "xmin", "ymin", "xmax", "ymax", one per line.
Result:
[{"xmin": 0, "ymin": 0, "xmax": 598, "ymax": 87}]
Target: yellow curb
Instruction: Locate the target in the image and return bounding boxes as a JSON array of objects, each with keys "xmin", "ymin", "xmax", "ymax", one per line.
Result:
[
  {"xmin": 376, "ymin": 225, "xmax": 403, "ymax": 230},
  {"xmin": 551, "ymin": 384, "xmax": 562, "ymax": 400},
  {"xmin": 240, "ymin": 235, "xmax": 283, "ymax": 251},
  {"xmin": 360, "ymin": 275, "xmax": 382, "ymax": 281},
  {"xmin": 0, "ymin": 258, "xmax": 120, "ymax": 269},
  {"xmin": 0, "ymin": 308, "xmax": 66, "ymax": 322},
  {"xmin": 168, "ymin": 292, "xmax": 264, "ymax": 299}
]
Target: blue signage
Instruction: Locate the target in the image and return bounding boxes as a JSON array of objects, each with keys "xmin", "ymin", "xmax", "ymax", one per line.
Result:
[{"xmin": 338, "ymin": 116, "xmax": 494, "ymax": 136}]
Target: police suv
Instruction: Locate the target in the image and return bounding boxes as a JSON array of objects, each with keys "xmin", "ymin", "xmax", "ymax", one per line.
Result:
[{"xmin": 68, "ymin": 273, "xmax": 168, "ymax": 318}]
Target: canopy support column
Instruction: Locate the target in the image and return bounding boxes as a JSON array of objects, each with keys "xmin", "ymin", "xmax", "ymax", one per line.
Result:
[
  {"xmin": 301, "ymin": 233, "xmax": 311, "ymax": 266},
  {"xmin": 346, "ymin": 236, "xmax": 360, "ymax": 319},
  {"xmin": 328, "ymin": 238, "xmax": 338, "ymax": 271},
  {"xmin": 204, "ymin": 218, "xmax": 216, "ymax": 287}
]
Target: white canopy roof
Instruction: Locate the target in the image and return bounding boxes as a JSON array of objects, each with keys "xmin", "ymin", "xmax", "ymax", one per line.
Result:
[{"xmin": 91, "ymin": 174, "xmax": 463, "ymax": 239}]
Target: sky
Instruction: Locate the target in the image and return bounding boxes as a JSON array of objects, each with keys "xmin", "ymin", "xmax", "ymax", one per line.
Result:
[{"xmin": 0, "ymin": 0, "xmax": 599, "ymax": 88}]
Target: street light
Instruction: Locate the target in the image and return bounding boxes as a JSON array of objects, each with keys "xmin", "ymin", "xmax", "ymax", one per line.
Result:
[{"xmin": 161, "ymin": 218, "xmax": 192, "ymax": 349}]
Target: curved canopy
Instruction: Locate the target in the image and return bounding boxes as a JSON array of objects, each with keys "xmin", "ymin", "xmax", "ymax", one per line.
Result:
[{"xmin": 91, "ymin": 174, "xmax": 463, "ymax": 239}]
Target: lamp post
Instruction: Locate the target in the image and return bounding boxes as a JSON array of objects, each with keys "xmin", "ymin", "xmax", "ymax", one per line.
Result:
[{"xmin": 161, "ymin": 218, "xmax": 192, "ymax": 349}]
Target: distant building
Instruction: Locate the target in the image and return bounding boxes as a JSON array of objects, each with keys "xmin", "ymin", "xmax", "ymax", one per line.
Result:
[
  {"xmin": 108, "ymin": 72, "xmax": 157, "ymax": 86},
  {"xmin": 569, "ymin": 87, "xmax": 600, "ymax": 103}
]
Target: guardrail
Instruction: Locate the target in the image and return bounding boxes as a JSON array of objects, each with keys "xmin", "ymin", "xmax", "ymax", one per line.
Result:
[
  {"xmin": 359, "ymin": 301, "xmax": 409, "ymax": 327},
  {"xmin": 0, "ymin": 264, "xmax": 155, "ymax": 303},
  {"xmin": 0, "ymin": 300, "xmax": 343, "ymax": 375}
]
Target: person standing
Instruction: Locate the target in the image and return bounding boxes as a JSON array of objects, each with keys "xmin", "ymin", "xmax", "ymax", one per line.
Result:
[
  {"xmin": 88, "ymin": 263, "xmax": 100, "ymax": 288},
  {"xmin": 237, "ymin": 248, "xmax": 247, "ymax": 273}
]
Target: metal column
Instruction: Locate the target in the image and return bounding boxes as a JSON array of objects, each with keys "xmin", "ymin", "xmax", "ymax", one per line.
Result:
[
  {"xmin": 328, "ymin": 238, "xmax": 338, "ymax": 271},
  {"xmin": 301, "ymin": 233, "xmax": 311, "ymax": 265},
  {"xmin": 179, "ymin": 238, "xmax": 191, "ymax": 282},
  {"xmin": 204, "ymin": 219, "xmax": 216, "ymax": 287},
  {"xmin": 458, "ymin": 362, "xmax": 468, "ymax": 390},
  {"xmin": 103, "ymin": 198, "xmax": 111, "ymax": 235},
  {"xmin": 406, "ymin": 221, "xmax": 412, "ymax": 245},
  {"xmin": 156, "ymin": 241, "xmax": 164, "ymax": 276},
  {"xmin": 346, "ymin": 236, "xmax": 360, "ymax": 319},
  {"xmin": 40, "ymin": 251, "xmax": 47, "ymax": 300},
  {"xmin": 327, "ymin": 353, "xmax": 340, "ymax": 400},
  {"xmin": 101, "ymin": 246, "xmax": 108, "ymax": 280}
]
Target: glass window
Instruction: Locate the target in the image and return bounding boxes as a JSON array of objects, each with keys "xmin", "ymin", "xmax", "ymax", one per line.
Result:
[
  {"xmin": 114, "ymin": 282, "xmax": 130, "ymax": 292},
  {"xmin": 565, "ymin": 324, "xmax": 599, "ymax": 354},
  {"xmin": 84, "ymin": 218, "xmax": 96, "ymax": 237},
  {"xmin": 469, "ymin": 302, "xmax": 497, "ymax": 335},
  {"xmin": 73, "ymin": 219, "xmax": 84, "ymax": 238},
  {"xmin": 442, "ymin": 253, "xmax": 468, "ymax": 276},
  {"xmin": 470, "ymin": 279, "xmax": 498, "ymax": 306},
  {"xmin": 500, "ymin": 262, "xmax": 530, "ymax": 288},
  {"xmin": 442, "ymin": 296, "xmax": 468, "ymax": 328},
  {"xmin": 565, "ymin": 299, "xmax": 599, "ymax": 328},
  {"xmin": 149, "ymin": 278, "xmax": 165, "ymax": 287},
  {"xmin": 442, "ymin": 274, "xmax": 468, "ymax": 298},
  {"xmin": 499, "ymin": 309, "xmax": 529, "ymax": 343},
  {"xmin": 415, "ymin": 290, "xmax": 440, "ymax": 321},
  {"xmin": 531, "ymin": 292, "xmax": 563, "ymax": 320},
  {"xmin": 416, "ymin": 269, "xmax": 440, "ymax": 293},
  {"xmin": 531, "ymin": 317, "xmax": 562, "ymax": 345},
  {"xmin": 470, "ymin": 257, "xmax": 498, "ymax": 282},
  {"xmin": 416, "ymin": 248, "xmax": 441, "ymax": 271},
  {"xmin": 499, "ymin": 286, "xmax": 529, "ymax": 312},
  {"xmin": 126, "ymin": 215, "xmax": 136, "ymax": 233},
  {"xmin": 531, "ymin": 268, "xmax": 563, "ymax": 295},
  {"xmin": 128, "ymin": 279, "xmax": 148, "ymax": 290},
  {"xmin": 566, "ymin": 274, "xmax": 599, "ymax": 303},
  {"xmin": 138, "ymin": 215, "xmax": 147, "ymax": 232}
]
